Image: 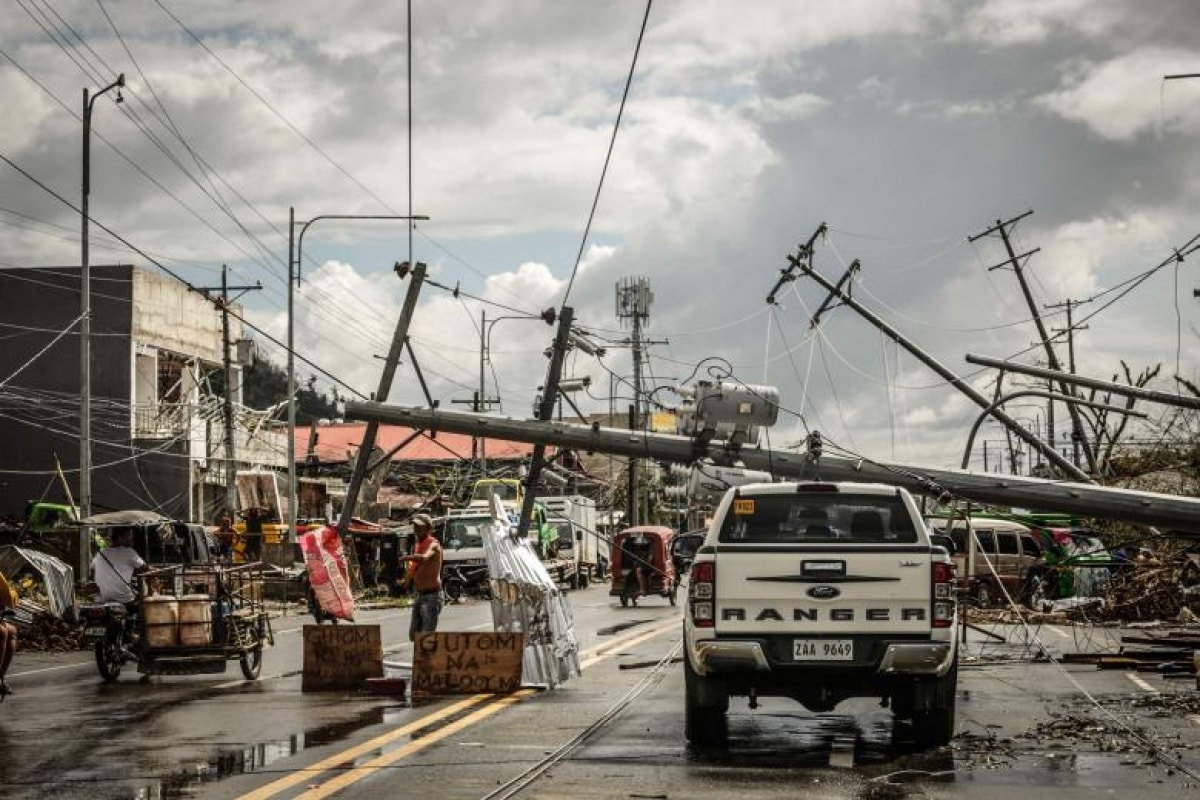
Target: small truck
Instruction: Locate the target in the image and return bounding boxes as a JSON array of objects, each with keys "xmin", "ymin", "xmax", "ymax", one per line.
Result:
[{"xmin": 682, "ymin": 480, "xmax": 958, "ymax": 749}]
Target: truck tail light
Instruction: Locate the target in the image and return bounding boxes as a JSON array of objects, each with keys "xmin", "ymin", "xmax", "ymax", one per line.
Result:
[
  {"xmin": 689, "ymin": 560, "xmax": 715, "ymax": 628},
  {"xmin": 932, "ymin": 561, "xmax": 955, "ymax": 628}
]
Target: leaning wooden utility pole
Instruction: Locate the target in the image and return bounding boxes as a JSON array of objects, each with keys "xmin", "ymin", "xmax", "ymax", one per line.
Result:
[
  {"xmin": 336, "ymin": 262, "xmax": 427, "ymax": 533},
  {"xmin": 969, "ymin": 212, "xmax": 1098, "ymax": 475}
]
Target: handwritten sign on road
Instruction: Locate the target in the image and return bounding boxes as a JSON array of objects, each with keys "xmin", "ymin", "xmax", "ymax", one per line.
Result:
[
  {"xmin": 302, "ymin": 624, "xmax": 383, "ymax": 692},
  {"xmin": 412, "ymin": 632, "xmax": 525, "ymax": 697}
]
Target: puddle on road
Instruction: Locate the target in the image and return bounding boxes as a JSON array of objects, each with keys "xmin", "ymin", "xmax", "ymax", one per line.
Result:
[{"xmin": 137, "ymin": 704, "xmax": 396, "ymax": 798}]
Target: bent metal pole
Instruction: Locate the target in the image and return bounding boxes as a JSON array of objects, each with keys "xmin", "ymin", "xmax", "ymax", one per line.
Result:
[{"xmin": 342, "ymin": 400, "xmax": 1200, "ymax": 534}]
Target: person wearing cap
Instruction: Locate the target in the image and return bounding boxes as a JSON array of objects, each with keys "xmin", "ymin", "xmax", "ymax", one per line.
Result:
[{"xmin": 401, "ymin": 514, "xmax": 443, "ymax": 640}]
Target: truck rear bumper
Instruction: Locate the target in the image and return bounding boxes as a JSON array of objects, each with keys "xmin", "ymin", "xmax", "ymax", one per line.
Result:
[
  {"xmin": 877, "ymin": 642, "xmax": 955, "ymax": 676},
  {"xmin": 693, "ymin": 640, "xmax": 770, "ymax": 672},
  {"xmin": 691, "ymin": 638, "xmax": 955, "ymax": 677}
]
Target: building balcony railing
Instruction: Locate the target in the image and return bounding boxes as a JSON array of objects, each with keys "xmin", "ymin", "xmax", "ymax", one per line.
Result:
[{"xmin": 133, "ymin": 402, "xmax": 190, "ymax": 438}]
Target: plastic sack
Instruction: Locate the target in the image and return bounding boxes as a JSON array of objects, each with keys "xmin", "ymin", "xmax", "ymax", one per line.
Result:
[{"xmin": 299, "ymin": 526, "xmax": 356, "ymax": 621}]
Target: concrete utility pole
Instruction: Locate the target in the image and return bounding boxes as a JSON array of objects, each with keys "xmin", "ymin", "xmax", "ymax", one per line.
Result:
[
  {"xmin": 515, "ymin": 306, "xmax": 575, "ymax": 543},
  {"xmin": 337, "ymin": 262, "xmax": 427, "ymax": 533},
  {"xmin": 196, "ymin": 266, "xmax": 261, "ymax": 519},
  {"xmin": 342, "ymin": 402, "xmax": 1200, "ymax": 533},
  {"xmin": 784, "ymin": 242, "xmax": 1092, "ymax": 483},
  {"xmin": 965, "ymin": 354, "xmax": 1200, "ymax": 411},
  {"xmin": 969, "ymin": 212, "xmax": 1098, "ymax": 474}
]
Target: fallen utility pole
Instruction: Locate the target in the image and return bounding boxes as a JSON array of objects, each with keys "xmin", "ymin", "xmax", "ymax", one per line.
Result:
[
  {"xmin": 785, "ymin": 244, "xmax": 1092, "ymax": 483},
  {"xmin": 341, "ymin": 402, "xmax": 1200, "ymax": 533},
  {"xmin": 966, "ymin": 354, "xmax": 1200, "ymax": 411}
]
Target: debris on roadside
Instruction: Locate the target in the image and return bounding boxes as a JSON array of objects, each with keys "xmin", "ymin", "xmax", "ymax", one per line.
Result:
[
  {"xmin": 19, "ymin": 609, "xmax": 85, "ymax": 652},
  {"xmin": 1092, "ymin": 550, "xmax": 1200, "ymax": 623}
]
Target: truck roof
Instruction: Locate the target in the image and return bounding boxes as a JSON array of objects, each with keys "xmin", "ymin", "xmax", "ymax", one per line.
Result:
[{"xmin": 729, "ymin": 481, "xmax": 905, "ymax": 497}]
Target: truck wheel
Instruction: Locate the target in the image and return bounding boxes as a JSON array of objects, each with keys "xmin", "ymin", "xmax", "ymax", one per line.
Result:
[
  {"xmin": 95, "ymin": 638, "xmax": 123, "ymax": 682},
  {"xmin": 570, "ymin": 571, "xmax": 582, "ymax": 590},
  {"xmin": 912, "ymin": 660, "xmax": 957, "ymax": 749},
  {"xmin": 684, "ymin": 656, "xmax": 728, "ymax": 749}
]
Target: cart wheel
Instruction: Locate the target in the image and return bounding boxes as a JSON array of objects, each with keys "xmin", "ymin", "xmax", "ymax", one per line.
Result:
[{"xmin": 240, "ymin": 644, "xmax": 263, "ymax": 680}]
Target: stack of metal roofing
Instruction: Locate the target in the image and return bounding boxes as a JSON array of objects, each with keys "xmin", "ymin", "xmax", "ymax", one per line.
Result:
[{"xmin": 481, "ymin": 495, "xmax": 580, "ymax": 688}]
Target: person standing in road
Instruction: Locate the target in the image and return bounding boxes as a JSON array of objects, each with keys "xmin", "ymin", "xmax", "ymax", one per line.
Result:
[{"xmin": 401, "ymin": 514, "xmax": 443, "ymax": 640}]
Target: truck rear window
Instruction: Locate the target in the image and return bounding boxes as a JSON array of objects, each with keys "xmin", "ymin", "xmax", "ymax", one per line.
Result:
[{"xmin": 718, "ymin": 494, "xmax": 918, "ymax": 544}]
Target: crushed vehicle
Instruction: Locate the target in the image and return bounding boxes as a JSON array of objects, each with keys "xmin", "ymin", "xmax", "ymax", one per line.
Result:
[{"xmin": 684, "ymin": 481, "xmax": 958, "ymax": 749}]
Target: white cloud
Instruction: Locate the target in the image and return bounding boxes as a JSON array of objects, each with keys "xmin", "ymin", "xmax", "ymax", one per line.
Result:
[
  {"xmin": 1035, "ymin": 48, "xmax": 1200, "ymax": 140},
  {"xmin": 746, "ymin": 92, "xmax": 830, "ymax": 123},
  {"xmin": 961, "ymin": 0, "xmax": 1124, "ymax": 46}
]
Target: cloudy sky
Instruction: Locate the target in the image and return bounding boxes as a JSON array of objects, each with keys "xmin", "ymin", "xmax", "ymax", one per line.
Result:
[{"xmin": 2, "ymin": 0, "xmax": 1198, "ymax": 473}]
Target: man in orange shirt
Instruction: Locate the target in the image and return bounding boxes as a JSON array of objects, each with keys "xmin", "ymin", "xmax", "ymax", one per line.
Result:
[{"xmin": 401, "ymin": 514, "xmax": 443, "ymax": 641}]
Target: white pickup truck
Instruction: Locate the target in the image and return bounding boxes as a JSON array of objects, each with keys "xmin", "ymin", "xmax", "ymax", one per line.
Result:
[{"xmin": 683, "ymin": 481, "xmax": 958, "ymax": 749}]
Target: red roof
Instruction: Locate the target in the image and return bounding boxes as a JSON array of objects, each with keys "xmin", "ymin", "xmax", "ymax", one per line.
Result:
[{"xmin": 295, "ymin": 422, "xmax": 547, "ymax": 464}]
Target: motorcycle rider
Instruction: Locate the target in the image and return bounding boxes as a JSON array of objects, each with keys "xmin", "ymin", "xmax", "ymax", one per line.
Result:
[{"xmin": 91, "ymin": 527, "xmax": 147, "ymax": 605}]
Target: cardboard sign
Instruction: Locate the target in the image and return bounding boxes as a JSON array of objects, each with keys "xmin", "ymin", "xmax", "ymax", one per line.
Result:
[
  {"xmin": 412, "ymin": 632, "xmax": 525, "ymax": 697},
  {"xmin": 302, "ymin": 624, "xmax": 383, "ymax": 692}
]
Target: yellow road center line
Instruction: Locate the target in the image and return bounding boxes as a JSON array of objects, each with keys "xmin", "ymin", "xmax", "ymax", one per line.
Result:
[
  {"xmin": 294, "ymin": 690, "xmax": 535, "ymax": 799},
  {"xmin": 237, "ymin": 693, "xmax": 491, "ymax": 800}
]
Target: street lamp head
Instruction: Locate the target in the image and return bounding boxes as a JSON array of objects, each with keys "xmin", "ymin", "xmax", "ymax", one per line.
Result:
[{"xmin": 540, "ymin": 307, "xmax": 557, "ymax": 326}]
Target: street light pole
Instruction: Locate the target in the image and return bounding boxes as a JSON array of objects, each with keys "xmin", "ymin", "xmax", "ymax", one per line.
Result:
[
  {"xmin": 79, "ymin": 73, "xmax": 123, "ymax": 573},
  {"xmin": 286, "ymin": 213, "xmax": 428, "ymax": 543},
  {"xmin": 477, "ymin": 309, "xmax": 556, "ymax": 476}
]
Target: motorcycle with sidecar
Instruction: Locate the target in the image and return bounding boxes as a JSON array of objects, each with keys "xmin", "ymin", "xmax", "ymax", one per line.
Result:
[
  {"xmin": 80, "ymin": 562, "xmax": 272, "ymax": 682},
  {"xmin": 609, "ymin": 526, "xmax": 678, "ymax": 607}
]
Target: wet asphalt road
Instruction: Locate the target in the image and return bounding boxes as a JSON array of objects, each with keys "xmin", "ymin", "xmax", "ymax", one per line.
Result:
[{"xmin": 3, "ymin": 586, "xmax": 1199, "ymax": 799}]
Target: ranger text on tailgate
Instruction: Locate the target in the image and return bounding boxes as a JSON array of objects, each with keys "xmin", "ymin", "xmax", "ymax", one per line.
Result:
[{"xmin": 683, "ymin": 481, "xmax": 958, "ymax": 749}]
